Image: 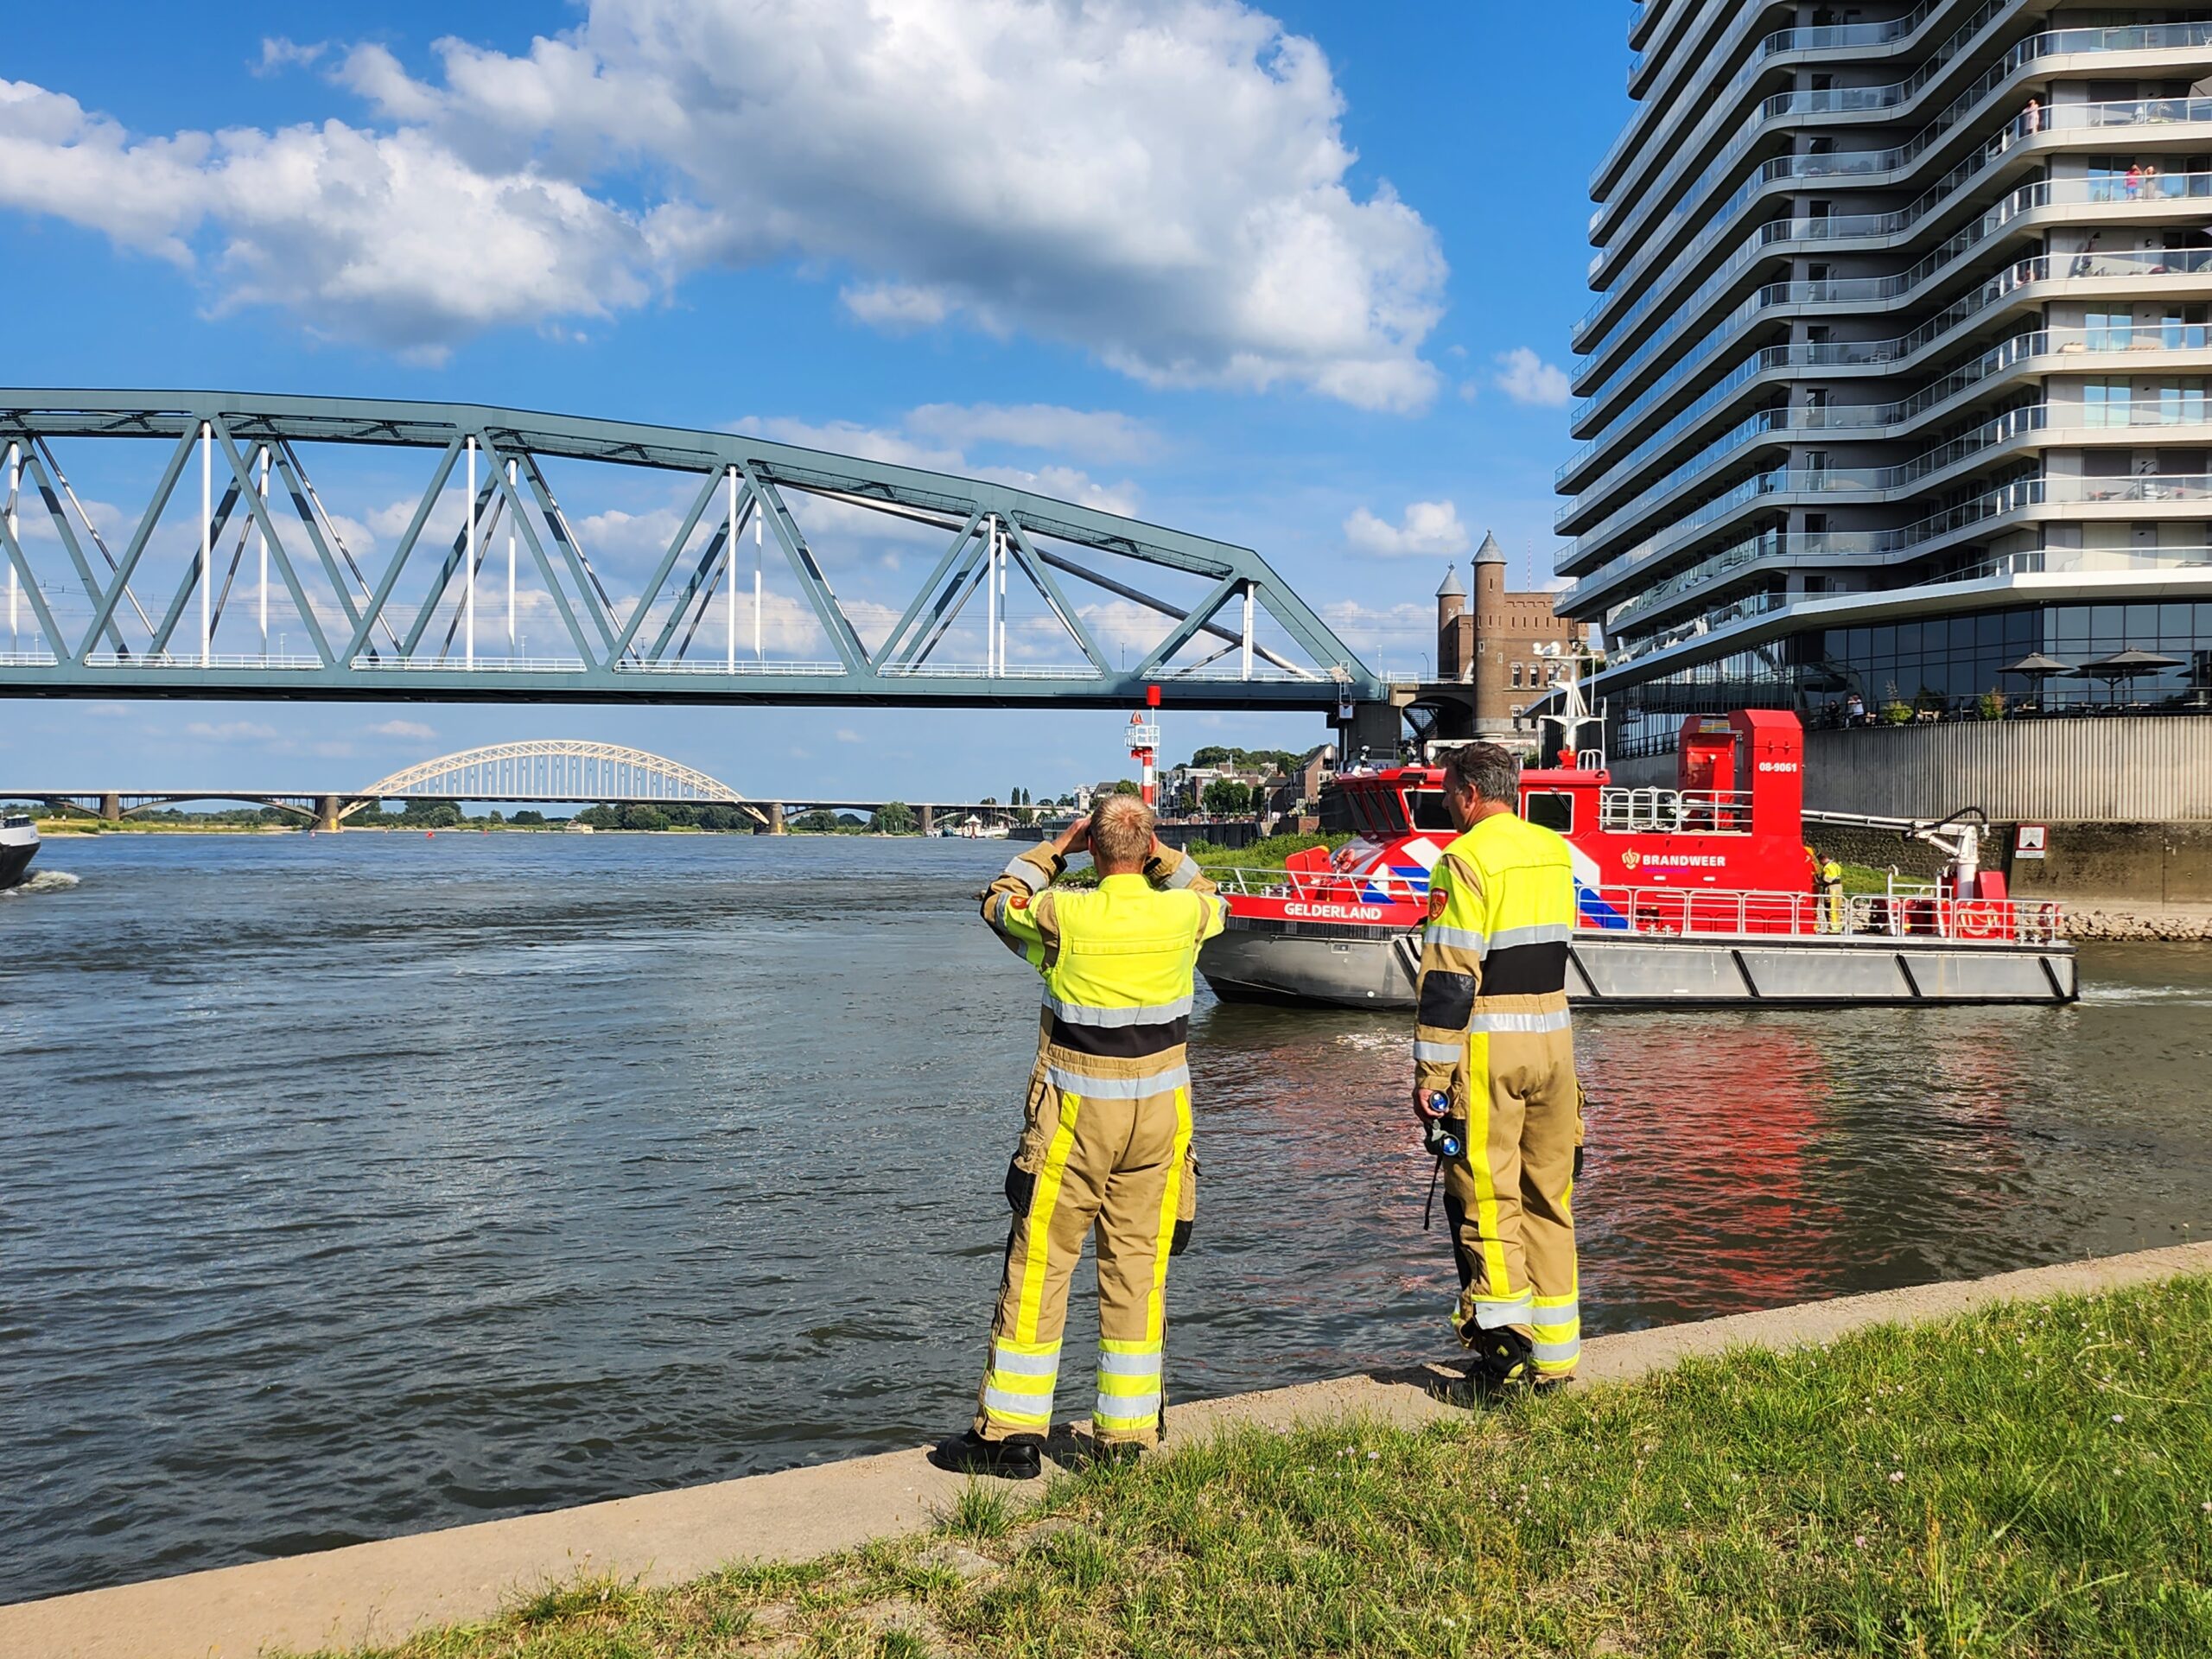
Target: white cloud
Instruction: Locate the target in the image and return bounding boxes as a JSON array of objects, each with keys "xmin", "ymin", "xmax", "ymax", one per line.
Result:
[
  {"xmin": 1343, "ymin": 499, "xmax": 1469, "ymax": 558},
  {"xmin": 0, "ymin": 2, "xmax": 1446, "ymax": 406},
  {"xmin": 835, "ymin": 728, "xmax": 863, "ymax": 744},
  {"xmin": 254, "ymin": 37, "xmax": 327, "ymax": 77},
  {"xmin": 1493, "ymin": 346, "xmax": 1571, "ymax": 409},
  {"xmin": 904, "ymin": 404, "xmax": 1157, "ymax": 464},
  {"xmin": 0, "ymin": 79, "xmax": 651, "ymax": 362},
  {"xmin": 369, "ymin": 719, "xmax": 436, "ymax": 740}
]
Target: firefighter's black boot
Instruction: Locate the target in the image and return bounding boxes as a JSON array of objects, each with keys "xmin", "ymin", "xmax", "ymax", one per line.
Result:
[{"xmin": 930, "ymin": 1430, "xmax": 1043, "ymax": 1480}]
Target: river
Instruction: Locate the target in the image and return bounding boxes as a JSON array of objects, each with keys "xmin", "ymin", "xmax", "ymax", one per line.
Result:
[{"xmin": 2, "ymin": 831, "xmax": 2207, "ymax": 1603}]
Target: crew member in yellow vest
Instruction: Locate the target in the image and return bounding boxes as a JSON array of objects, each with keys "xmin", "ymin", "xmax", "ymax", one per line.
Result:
[
  {"xmin": 1413, "ymin": 742, "xmax": 1586, "ymax": 1389},
  {"xmin": 932, "ymin": 793, "xmax": 1224, "ymax": 1478},
  {"xmin": 1819, "ymin": 856, "xmax": 1847, "ymax": 934}
]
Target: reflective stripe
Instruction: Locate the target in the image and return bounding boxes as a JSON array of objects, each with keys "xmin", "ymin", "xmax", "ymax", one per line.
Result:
[
  {"xmin": 982, "ymin": 1387, "xmax": 1054, "ymax": 1425},
  {"xmin": 1149, "ymin": 1087, "xmax": 1192, "ymax": 1341},
  {"xmin": 1468, "ymin": 1007, "xmax": 1573, "ymax": 1034},
  {"xmin": 1014, "ymin": 1091, "xmax": 1084, "ymax": 1344},
  {"xmin": 1413, "ymin": 1039, "xmax": 1463, "ymax": 1064},
  {"xmin": 1425, "ymin": 924, "xmax": 1489, "ymax": 955},
  {"xmin": 1094, "ymin": 1393, "xmax": 1161, "ymax": 1426},
  {"xmin": 1001, "ymin": 854, "xmax": 1049, "ymax": 893},
  {"xmin": 1043, "ymin": 995, "xmax": 1194, "ymax": 1027},
  {"xmin": 1161, "ymin": 854, "xmax": 1203, "ymax": 889},
  {"xmin": 1490, "ymin": 923, "xmax": 1573, "ymax": 950},
  {"xmin": 1530, "ymin": 1300, "xmax": 1580, "ymax": 1334},
  {"xmin": 988, "ymin": 1343, "xmax": 1062, "ymax": 1377},
  {"xmin": 1046, "ymin": 1065, "xmax": 1191, "ymax": 1099},
  {"xmin": 1096, "ymin": 1372, "xmax": 1158, "ymax": 1401},
  {"xmin": 1096, "ymin": 1349, "xmax": 1162, "ymax": 1378},
  {"xmin": 1471, "ymin": 1294, "xmax": 1535, "ymax": 1329},
  {"xmin": 986, "ymin": 1369, "xmax": 1055, "ymax": 1397},
  {"xmin": 1533, "ymin": 1338, "xmax": 1580, "ymax": 1364}
]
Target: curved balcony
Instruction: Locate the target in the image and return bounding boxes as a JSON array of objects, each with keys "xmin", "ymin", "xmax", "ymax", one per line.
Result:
[
  {"xmin": 1599, "ymin": 0, "xmax": 2021, "ymax": 267},
  {"xmin": 1560, "ymin": 252, "xmax": 2212, "ymax": 505},
  {"xmin": 1604, "ymin": 544, "xmax": 2212, "ymax": 678},
  {"xmin": 1609, "ymin": 471, "xmax": 2212, "ymax": 646},
  {"xmin": 1604, "ymin": 0, "xmax": 1977, "ymax": 203},
  {"xmin": 1585, "ymin": 35, "xmax": 2212, "ymax": 349},
  {"xmin": 1567, "ymin": 404, "xmax": 2058, "ymax": 612},
  {"xmin": 1577, "ymin": 165, "xmax": 2212, "ymax": 413}
]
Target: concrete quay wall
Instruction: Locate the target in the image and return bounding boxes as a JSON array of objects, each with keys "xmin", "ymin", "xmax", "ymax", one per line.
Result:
[{"xmin": 6, "ymin": 1242, "xmax": 2209, "ymax": 1659}]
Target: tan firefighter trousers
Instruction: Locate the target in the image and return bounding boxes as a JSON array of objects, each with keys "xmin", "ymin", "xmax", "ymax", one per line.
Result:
[
  {"xmin": 1441, "ymin": 1020, "xmax": 1583, "ymax": 1377},
  {"xmin": 972, "ymin": 1065, "xmax": 1192, "ymax": 1447}
]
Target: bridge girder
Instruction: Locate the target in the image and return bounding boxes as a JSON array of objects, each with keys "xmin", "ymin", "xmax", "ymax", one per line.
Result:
[{"xmin": 0, "ymin": 389, "xmax": 1382, "ymax": 714}]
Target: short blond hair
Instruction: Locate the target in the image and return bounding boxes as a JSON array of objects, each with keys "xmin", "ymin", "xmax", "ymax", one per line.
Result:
[{"xmin": 1090, "ymin": 793, "xmax": 1156, "ymax": 868}]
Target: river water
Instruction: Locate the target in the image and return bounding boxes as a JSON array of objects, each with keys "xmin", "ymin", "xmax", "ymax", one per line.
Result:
[{"xmin": 2, "ymin": 832, "xmax": 2207, "ymax": 1602}]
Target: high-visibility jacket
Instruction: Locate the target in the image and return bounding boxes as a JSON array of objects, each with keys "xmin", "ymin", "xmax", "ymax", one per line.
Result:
[
  {"xmin": 985, "ymin": 847, "xmax": 1227, "ymax": 1090},
  {"xmin": 1413, "ymin": 810, "xmax": 1579, "ymax": 1103}
]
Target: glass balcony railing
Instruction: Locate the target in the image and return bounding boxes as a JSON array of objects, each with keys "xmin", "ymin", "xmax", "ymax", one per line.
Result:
[
  {"xmin": 1610, "ymin": 543, "xmax": 2212, "ymax": 663},
  {"xmin": 1562, "ymin": 253, "xmax": 2212, "ymax": 491},
  {"xmin": 1567, "ymin": 404, "xmax": 2056, "ymax": 605},
  {"xmin": 1603, "ymin": 0, "xmax": 1990, "ymax": 236},
  {"xmin": 1584, "ymin": 29, "xmax": 2212, "ymax": 347},
  {"xmin": 1577, "ymin": 168, "xmax": 2212, "ymax": 416}
]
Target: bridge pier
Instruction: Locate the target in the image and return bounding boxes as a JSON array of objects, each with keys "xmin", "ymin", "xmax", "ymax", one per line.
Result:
[
  {"xmin": 918, "ymin": 804, "xmax": 935, "ymax": 836},
  {"xmin": 766, "ymin": 802, "xmax": 785, "ymax": 836},
  {"xmin": 99, "ymin": 792, "xmax": 122, "ymax": 824},
  {"xmin": 315, "ymin": 795, "xmax": 343, "ymax": 834}
]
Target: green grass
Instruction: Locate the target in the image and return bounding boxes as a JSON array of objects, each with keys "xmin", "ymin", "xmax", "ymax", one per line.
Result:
[{"xmin": 316, "ymin": 1275, "xmax": 2212, "ymax": 1657}]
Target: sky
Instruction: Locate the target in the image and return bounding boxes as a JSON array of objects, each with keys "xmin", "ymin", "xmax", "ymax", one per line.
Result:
[{"xmin": 0, "ymin": 1, "xmax": 1632, "ymax": 802}]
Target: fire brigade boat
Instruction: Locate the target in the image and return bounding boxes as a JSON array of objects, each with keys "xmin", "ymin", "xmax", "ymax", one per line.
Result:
[{"xmin": 1198, "ymin": 710, "xmax": 2077, "ymax": 1009}]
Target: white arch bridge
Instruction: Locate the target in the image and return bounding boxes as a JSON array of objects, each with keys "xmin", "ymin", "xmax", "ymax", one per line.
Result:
[
  {"xmin": 346, "ymin": 741, "xmax": 763, "ymax": 823},
  {"xmin": 11, "ymin": 739, "xmax": 1030, "ymax": 831}
]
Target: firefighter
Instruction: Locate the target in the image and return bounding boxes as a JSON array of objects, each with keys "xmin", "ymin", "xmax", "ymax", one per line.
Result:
[
  {"xmin": 1414, "ymin": 742, "xmax": 1585, "ymax": 1390},
  {"xmin": 931, "ymin": 793, "xmax": 1224, "ymax": 1479},
  {"xmin": 1820, "ymin": 855, "xmax": 1847, "ymax": 934}
]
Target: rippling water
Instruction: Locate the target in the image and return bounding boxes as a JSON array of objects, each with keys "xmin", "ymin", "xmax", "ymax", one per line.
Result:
[{"xmin": 3, "ymin": 831, "xmax": 2207, "ymax": 1602}]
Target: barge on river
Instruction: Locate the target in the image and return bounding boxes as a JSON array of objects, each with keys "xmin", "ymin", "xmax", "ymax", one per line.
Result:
[{"xmin": 1198, "ymin": 710, "xmax": 2076, "ymax": 1009}]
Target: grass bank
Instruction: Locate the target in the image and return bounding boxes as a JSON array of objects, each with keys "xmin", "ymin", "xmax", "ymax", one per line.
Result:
[{"xmin": 322, "ymin": 1274, "xmax": 2212, "ymax": 1657}]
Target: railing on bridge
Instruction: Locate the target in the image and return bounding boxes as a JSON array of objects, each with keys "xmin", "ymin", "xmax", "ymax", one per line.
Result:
[{"xmin": 0, "ymin": 391, "xmax": 1380, "ymax": 712}]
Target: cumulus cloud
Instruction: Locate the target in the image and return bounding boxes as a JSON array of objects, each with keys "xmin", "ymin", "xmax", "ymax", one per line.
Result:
[
  {"xmin": 739, "ymin": 410, "xmax": 1142, "ymax": 516},
  {"xmin": 0, "ymin": 78, "xmax": 650, "ymax": 362},
  {"xmin": 0, "ymin": 3, "xmax": 1446, "ymax": 405},
  {"xmin": 1493, "ymin": 346, "xmax": 1571, "ymax": 408},
  {"xmin": 1343, "ymin": 499, "xmax": 1469, "ymax": 558},
  {"xmin": 369, "ymin": 718, "xmax": 436, "ymax": 740},
  {"xmin": 254, "ymin": 37, "xmax": 327, "ymax": 77},
  {"xmin": 904, "ymin": 404, "xmax": 1157, "ymax": 464}
]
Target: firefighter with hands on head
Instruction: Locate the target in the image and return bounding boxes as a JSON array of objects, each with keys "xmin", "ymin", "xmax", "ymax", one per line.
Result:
[
  {"xmin": 1413, "ymin": 742, "xmax": 1586, "ymax": 1392},
  {"xmin": 932, "ymin": 793, "xmax": 1224, "ymax": 1479}
]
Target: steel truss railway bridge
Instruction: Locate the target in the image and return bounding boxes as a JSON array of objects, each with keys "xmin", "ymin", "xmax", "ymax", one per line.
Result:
[
  {"xmin": 0, "ymin": 390, "xmax": 1387, "ymax": 725},
  {"xmin": 11, "ymin": 740, "xmax": 1059, "ymax": 834}
]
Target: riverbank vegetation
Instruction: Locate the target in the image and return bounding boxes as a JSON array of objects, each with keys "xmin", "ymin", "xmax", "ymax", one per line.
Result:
[{"xmin": 321, "ymin": 1274, "xmax": 2212, "ymax": 1658}]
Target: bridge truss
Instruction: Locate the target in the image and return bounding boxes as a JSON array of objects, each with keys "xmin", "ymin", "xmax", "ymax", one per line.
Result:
[{"xmin": 0, "ymin": 390, "xmax": 1380, "ymax": 711}]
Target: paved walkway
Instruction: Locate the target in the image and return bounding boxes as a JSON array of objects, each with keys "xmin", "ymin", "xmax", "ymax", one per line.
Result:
[{"xmin": 7, "ymin": 1241, "xmax": 2208, "ymax": 1659}]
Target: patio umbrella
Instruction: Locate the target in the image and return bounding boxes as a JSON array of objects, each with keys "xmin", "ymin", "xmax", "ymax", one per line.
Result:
[
  {"xmin": 2072, "ymin": 647, "xmax": 2183, "ymax": 704},
  {"xmin": 1999, "ymin": 651, "xmax": 2070, "ymax": 677}
]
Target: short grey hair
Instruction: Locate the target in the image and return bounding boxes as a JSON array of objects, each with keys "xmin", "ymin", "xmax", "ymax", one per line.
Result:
[
  {"xmin": 1442, "ymin": 742, "xmax": 1520, "ymax": 806},
  {"xmin": 1090, "ymin": 792, "xmax": 1156, "ymax": 866}
]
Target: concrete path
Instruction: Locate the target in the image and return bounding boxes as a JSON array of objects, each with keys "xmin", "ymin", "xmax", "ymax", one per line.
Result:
[{"xmin": 7, "ymin": 1240, "xmax": 2208, "ymax": 1659}]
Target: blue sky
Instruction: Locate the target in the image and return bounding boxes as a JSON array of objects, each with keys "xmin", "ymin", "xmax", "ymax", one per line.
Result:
[{"xmin": 0, "ymin": 3, "xmax": 1630, "ymax": 801}]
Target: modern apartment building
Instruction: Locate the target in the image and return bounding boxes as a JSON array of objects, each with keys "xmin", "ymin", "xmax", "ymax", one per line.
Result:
[{"xmin": 1559, "ymin": 1, "xmax": 2212, "ymax": 757}]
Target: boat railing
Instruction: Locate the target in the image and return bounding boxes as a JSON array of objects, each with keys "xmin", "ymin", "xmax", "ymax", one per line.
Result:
[
  {"xmin": 1208, "ymin": 866, "xmax": 1431, "ymax": 905},
  {"xmin": 1585, "ymin": 884, "xmax": 2067, "ymax": 944},
  {"xmin": 1596, "ymin": 787, "xmax": 1756, "ymax": 833}
]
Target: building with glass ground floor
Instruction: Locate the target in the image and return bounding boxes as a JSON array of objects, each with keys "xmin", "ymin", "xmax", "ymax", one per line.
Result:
[{"xmin": 1559, "ymin": 0, "xmax": 2212, "ymax": 760}]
